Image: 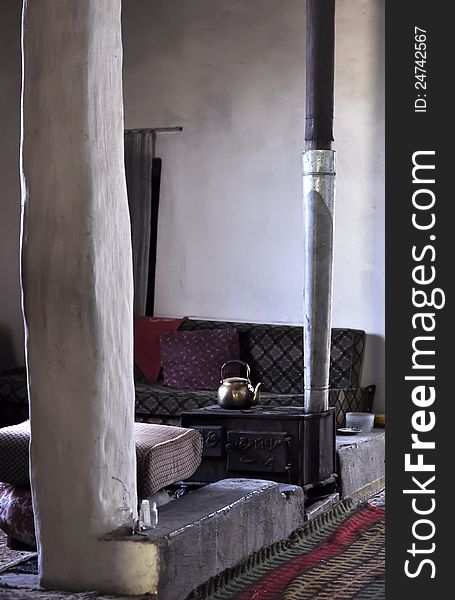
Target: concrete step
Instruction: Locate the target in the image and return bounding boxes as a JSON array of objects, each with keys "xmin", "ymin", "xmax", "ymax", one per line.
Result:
[
  {"xmin": 336, "ymin": 429, "xmax": 385, "ymax": 501},
  {"xmin": 104, "ymin": 478, "xmax": 305, "ymax": 600}
]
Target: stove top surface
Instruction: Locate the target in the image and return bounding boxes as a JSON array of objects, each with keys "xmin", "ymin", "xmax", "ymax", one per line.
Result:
[{"xmin": 188, "ymin": 404, "xmax": 334, "ymax": 418}]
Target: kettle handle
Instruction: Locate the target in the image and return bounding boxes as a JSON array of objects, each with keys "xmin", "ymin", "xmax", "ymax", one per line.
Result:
[{"xmin": 220, "ymin": 360, "xmax": 251, "ymax": 381}]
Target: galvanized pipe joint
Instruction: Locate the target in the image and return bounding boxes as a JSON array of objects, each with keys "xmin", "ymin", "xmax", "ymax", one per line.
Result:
[{"xmin": 302, "ymin": 149, "xmax": 336, "ymax": 413}]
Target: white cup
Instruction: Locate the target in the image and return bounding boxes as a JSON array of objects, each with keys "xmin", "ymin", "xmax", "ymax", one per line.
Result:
[{"xmin": 345, "ymin": 412, "xmax": 375, "ymax": 432}]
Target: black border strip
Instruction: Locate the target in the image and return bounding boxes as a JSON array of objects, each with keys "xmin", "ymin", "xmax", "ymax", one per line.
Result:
[{"xmin": 386, "ymin": 1, "xmax": 452, "ymax": 596}]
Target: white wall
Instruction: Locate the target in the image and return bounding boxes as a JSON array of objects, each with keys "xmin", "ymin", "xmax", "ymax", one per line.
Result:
[
  {"xmin": 122, "ymin": 0, "xmax": 385, "ymax": 410},
  {"xmin": 334, "ymin": 0, "xmax": 385, "ymax": 410}
]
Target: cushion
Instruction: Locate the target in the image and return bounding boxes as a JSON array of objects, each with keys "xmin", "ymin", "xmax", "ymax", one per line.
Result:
[
  {"xmin": 0, "ymin": 324, "xmax": 367, "ymax": 415},
  {"xmin": 135, "ymin": 422, "xmax": 202, "ymax": 497},
  {"xmin": 0, "ymin": 368, "xmax": 29, "ymax": 428},
  {"xmin": 0, "ymin": 421, "xmax": 203, "ymax": 496},
  {"xmin": 160, "ymin": 327, "xmax": 239, "ymax": 390},
  {"xmin": 0, "ymin": 368, "xmax": 28, "ymax": 404},
  {"xmin": 179, "ymin": 320, "xmax": 365, "ymax": 392},
  {"xmin": 135, "ymin": 382, "xmax": 219, "ymax": 416},
  {"xmin": 329, "ymin": 329, "xmax": 365, "ymax": 388},
  {"xmin": 0, "ymin": 482, "xmax": 35, "ymax": 547},
  {"xmin": 0, "ymin": 423, "xmax": 202, "ymax": 546},
  {"xmin": 0, "ymin": 421, "xmax": 31, "ymax": 487},
  {"xmin": 134, "ymin": 316, "xmax": 186, "ymax": 382}
]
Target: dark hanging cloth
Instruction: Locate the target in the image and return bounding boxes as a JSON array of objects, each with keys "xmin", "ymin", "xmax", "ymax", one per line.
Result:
[
  {"xmin": 145, "ymin": 157, "xmax": 162, "ymax": 316},
  {"xmin": 124, "ymin": 130, "xmax": 153, "ymax": 316}
]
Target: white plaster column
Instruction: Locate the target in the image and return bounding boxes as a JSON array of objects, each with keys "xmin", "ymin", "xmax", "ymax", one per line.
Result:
[{"xmin": 20, "ymin": 0, "xmax": 143, "ymax": 593}]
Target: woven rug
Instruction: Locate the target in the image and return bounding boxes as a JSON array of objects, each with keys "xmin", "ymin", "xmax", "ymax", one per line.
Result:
[
  {"xmin": 0, "ymin": 531, "xmax": 35, "ymax": 573},
  {"xmin": 188, "ymin": 500, "xmax": 385, "ymax": 600},
  {"xmin": 1, "ymin": 498, "xmax": 385, "ymax": 599}
]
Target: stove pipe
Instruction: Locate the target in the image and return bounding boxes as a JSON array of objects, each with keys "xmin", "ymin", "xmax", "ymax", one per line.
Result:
[{"xmin": 303, "ymin": 0, "xmax": 336, "ymax": 414}]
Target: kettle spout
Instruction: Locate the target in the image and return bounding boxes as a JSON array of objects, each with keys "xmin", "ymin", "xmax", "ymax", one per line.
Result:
[{"xmin": 252, "ymin": 382, "xmax": 262, "ymax": 405}]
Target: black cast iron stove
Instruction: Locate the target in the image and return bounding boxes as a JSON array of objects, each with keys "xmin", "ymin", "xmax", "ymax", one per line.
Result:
[{"xmin": 181, "ymin": 405, "xmax": 337, "ymax": 500}]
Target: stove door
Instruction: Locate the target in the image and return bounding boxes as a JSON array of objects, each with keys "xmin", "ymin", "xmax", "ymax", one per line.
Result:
[{"xmin": 226, "ymin": 430, "xmax": 291, "ymax": 474}]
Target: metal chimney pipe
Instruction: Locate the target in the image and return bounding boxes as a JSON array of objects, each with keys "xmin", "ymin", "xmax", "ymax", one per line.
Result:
[{"xmin": 303, "ymin": 0, "xmax": 336, "ymax": 413}]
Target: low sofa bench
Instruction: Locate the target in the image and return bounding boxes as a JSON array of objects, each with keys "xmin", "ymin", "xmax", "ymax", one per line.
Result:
[
  {"xmin": 0, "ymin": 320, "xmax": 375, "ymax": 429},
  {"xmin": 134, "ymin": 320, "xmax": 376, "ymax": 428},
  {"xmin": 0, "ymin": 420, "xmax": 203, "ymax": 548}
]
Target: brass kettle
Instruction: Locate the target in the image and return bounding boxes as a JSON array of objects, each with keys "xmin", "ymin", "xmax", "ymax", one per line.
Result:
[{"xmin": 217, "ymin": 360, "xmax": 261, "ymax": 409}]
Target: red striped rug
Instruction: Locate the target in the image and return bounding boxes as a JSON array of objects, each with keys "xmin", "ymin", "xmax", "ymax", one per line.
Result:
[{"xmin": 189, "ymin": 500, "xmax": 385, "ymax": 600}]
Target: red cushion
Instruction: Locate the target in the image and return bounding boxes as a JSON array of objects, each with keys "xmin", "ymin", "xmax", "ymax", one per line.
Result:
[
  {"xmin": 134, "ymin": 317, "xmax": 186, "ymax": 382},
  {"xmin": 160, "ymin": 327, "xmax": 239, "ymax": 390}
]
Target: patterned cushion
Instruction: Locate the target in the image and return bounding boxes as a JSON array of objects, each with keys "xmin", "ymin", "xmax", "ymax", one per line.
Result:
[
  {"xmin": 0, "ymin": 369, "xmax": 29, "ymax": 428},
  {"xmin": 0, "ymin": 425, "xmax": 202, "ymax": 546},
  {"xmin": 0, "ymin": 322, "xmax": 369, "ymax": 424},
  {"xmin": 0, "ymin": 400, "xmax": 29, "ymax": 429},
  {"xmin": 0, "ymin": 482, "xmax": 35, "ymax": 547},
  {"xmin": 0, "ymin": 421, "xmax": 203, "ymax": 495},
  {"xmin": 135, "ymin": 423, "xmax": 202, "ymax": 497},
  {"xmin": 0, "ymin": 421, "xmax": 31, "ymax": 486},
  {"xmin": 0, "ymin": 368, "xmax": 28, "ymax": 404},
  {"xmin": 330, "ymin": 329, "xmax": 365, "ymax": 388},
  {"xmin": 329, "ymin": 385, "xmax": 376, "ymax": 428},
  {"xmin": 180, "ymin": 320, "xmax": 365, "ymax": 392},
  {"xmin": 135, "ymin": 382, "xmax": 219, "ymax": 416},
  {"xmin": 160, "ymin": 328, "xmax": 239, "ymax": 390}
]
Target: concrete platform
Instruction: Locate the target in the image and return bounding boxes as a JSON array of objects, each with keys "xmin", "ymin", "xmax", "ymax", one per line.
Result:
[
  {"xmin": 105, "ymin": 478, "xmax": 304, "ymax": 600},
  {"xmin": 336, "ymin": 429, "xmax": 385, "ymax": 501},
  {"xmin": 1, "ymin": 479, "xmax": 304, "ymax": 599}
]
